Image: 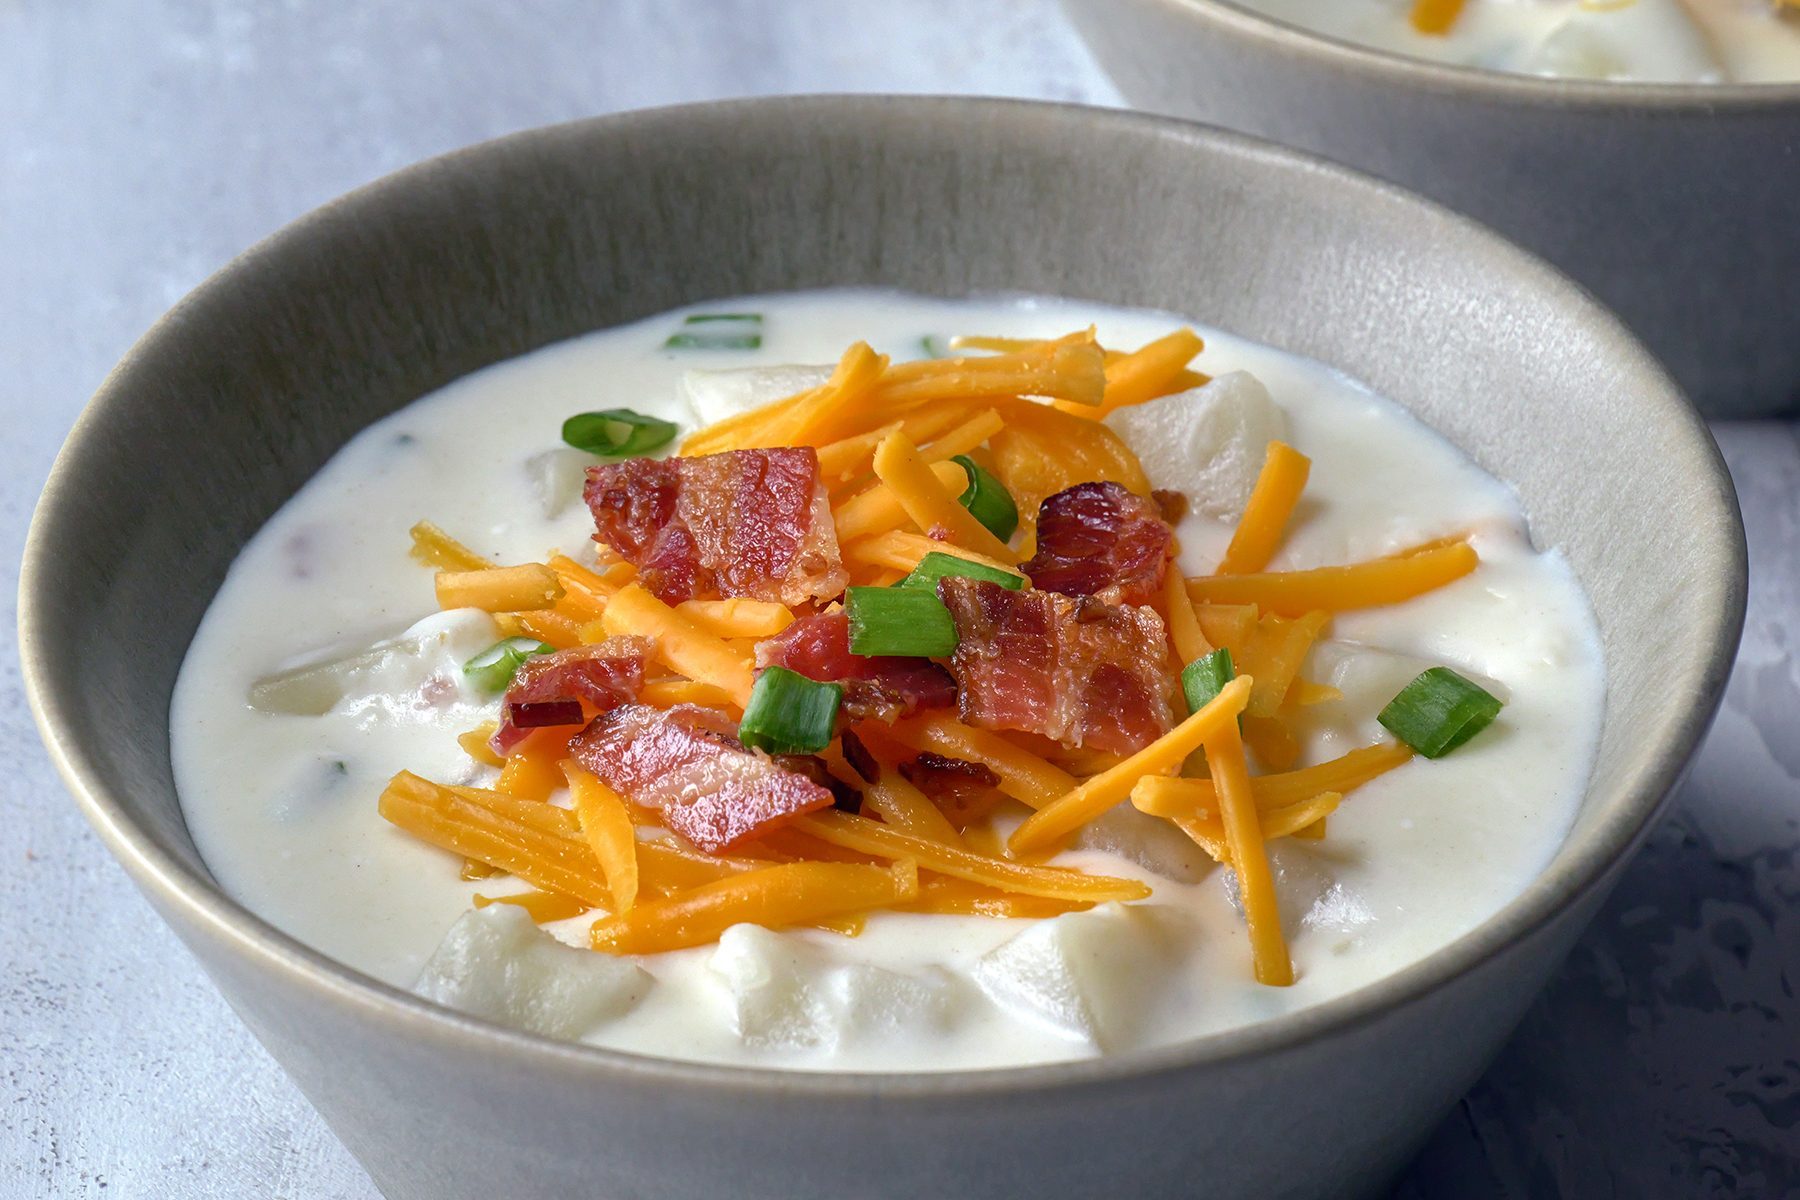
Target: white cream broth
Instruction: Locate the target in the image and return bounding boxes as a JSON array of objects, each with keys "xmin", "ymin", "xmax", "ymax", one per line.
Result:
[
  {"xmin": 1239, "ymin": 0, "xmax": 1800, "ymax": 83},
  {"xmin": 171, "ymin": 290, "xmax": 1604, "ymax": 1072}
]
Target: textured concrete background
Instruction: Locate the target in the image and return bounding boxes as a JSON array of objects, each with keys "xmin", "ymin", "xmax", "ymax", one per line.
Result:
[{"xmin": 2, "ymin": 2, "xmax": 1795, "ymax": 1196}]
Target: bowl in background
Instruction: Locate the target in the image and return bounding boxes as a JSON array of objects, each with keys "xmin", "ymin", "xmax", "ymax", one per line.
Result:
[
  {"xmin": 1062, "ymin": 0, "xmax": 1800, "ymax": 418},
  {"xmin": 20, "ymin": 96, "xmax": 1745, "ymax": 1199}
]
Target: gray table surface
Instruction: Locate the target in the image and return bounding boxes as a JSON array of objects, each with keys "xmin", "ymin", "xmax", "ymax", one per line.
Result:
[{"xmin": 3, "ymin": 2, "xmax": 1796, "ymax": 1196}]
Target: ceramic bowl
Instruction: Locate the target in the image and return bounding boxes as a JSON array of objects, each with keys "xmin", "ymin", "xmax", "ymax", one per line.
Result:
[
  {"xmin": 1062, "ymin": 0, "xmax": 1800, "ymax": 418},
  {"xmin": 20, "ymin": 96, "xmax": 1745, "ymax": 1199}
]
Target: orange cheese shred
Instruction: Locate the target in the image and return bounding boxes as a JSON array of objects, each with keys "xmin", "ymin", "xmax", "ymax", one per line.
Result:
[
  {"xmin": 1009, "ymin": 675, "xmax": 1253, "ymax": 854},
  {"xmin": 588, "ymin": 859, "xmax": 919, "ymax": 955},
  {"xmin": 1410, "ymin": 0, "xmax": 1467, "ymax": 35},
  {"xmin": 871, "ymin": 430, "xmax": 1019, "ymax": 564},
  {"xmin": 495, "ymin": 728, "xmax": 570, "ymax": 802},
  {"xmin": 1217, "ymin": 441, "xmax": 1312, "ymax": 575},
  {"xmin": 1131, "ymin": 740, "xmax": 1415, "ymax": 818},
  {"xmin": 672, "ymin": 598, "xmax": 795, "ymax": 640},
  {"xmin": 378, "ymin": 772, "xmax": 613, "ymax": 908},
  {"xmin": 842, "ymin": 530, "xmax": 1023, "ymax": 579},
  {"xmin": 408, "ymin": 520, "xmax": 493, "ymax": 572},
  {"xmin": 793, "ymin": 810, "xmax": 1150, "ymax": 903},
  {"xmin": 1207, "ymin": 717, "xmax": 1293, "ymax": 986},
  {"xmin": 832, "ymin": 460, "xmax": 970, "ymax": 545},
  {"xmin": 884, "ymin": 713, "xmax": 1079, "ymax": 810},
  {"xmin": 600, "ymin": 582, "xmax": 755, "ymax": 706},
  {"xmin": 859, "ymin": 767, "xmax": 966, "ymax": 848},
  {"xmin": 1160, "ymin": 551, "xmax": 1212, "ymax": 664},
  {"xmin": 562, "ymin": 761, "xmax": 641, "ymax": 911},
  {"xmin": 473, "ymin": 889, "xmax": 593, "ymax": 924},
  {"xmin": 457, "ymin": 722, "xmax": 504, "ymax": 768},
  {"xmin": 1068, "ymin": 327, "xmax": 1207, "ymax": 418},
  {"xmin": 679, "ymin": 340, "xmax": 889, "ymax": 456},
  {"xmin": 1239, "ymin": 610, "xmax": 1330, "ymax": 718},
  {"xmin": 895, "ymin": 875, "xmax": 1092, "ymax": 920},
  {"xmin": 436, "ymin": 563, "xmax": 564, "ymax": 612},
  {"xmin": 1187, "ymin": 539, "xmax": 1478, "ymax": 616}
]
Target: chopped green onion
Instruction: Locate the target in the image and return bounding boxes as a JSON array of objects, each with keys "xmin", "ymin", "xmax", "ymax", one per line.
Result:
[
  {"xmin": 896, "ymin": 551, "xmax": 1026, "ymax": 593},
  {"xmin": 561, "ymin": 408, "xmax": 678, "ymax": 458},
  {"xmin": 1378, "ymin": 667, "xmax": 1503, "ymax": 758},
  {"xmin": 953, "ymin": 455, "xmax": 1019, "ymax": 543},
  {"xmin": 1181, "ymin": 649, "xmax": 1237, "ymax": 716},
  {"xmin": 917, "ymin": 334, "xmax": 950, "ymax": 359},
  {"xmin": 846, "ymin": 586, "xmax": 959, "ymax": 658},
  {"xmin": 463, "ymin": 637, "xmax": 556, "ymax": 693},
  {"xmin": 738, "ymin": 666, "xmax": 842, "ymax": 755},
  {"xmin": 664, "ymin": 312, "xmax": 763, "ymax": 351}
]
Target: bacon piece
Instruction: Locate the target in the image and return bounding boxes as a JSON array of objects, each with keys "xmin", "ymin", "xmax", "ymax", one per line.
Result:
[
  {"xmin": 568, "ymin": 703, "xmax": 834, "ymax": 853},
  {"xmin": 505, "ymin": 698, "xmax": 584, "ymax": 730},
  {"xmin": 490, "ymin": 637, "xmax": 649, "ymax": 755},
  {"xmin": 585, "ymin": 448, "xmax": 847, "ymax": 605},
  {"xmin": 900, "ymin": 752, "xmax": 1005, "ymax": 829},
  {"xmin": 1022, "ymin": 481, "xmax": 1174, "ymax": 607},
  {"xmin": 1151, "ymin": 488, "xmax": 1189, "ymax": 525},
  {"xmin": 773, "ymin": 754, "xmax": 863, "ymax": 813},
  {"xmin": 754, "ymin": 612, "xmax": 957, "ymax": 724},
  {"xmin": 938, "ymin": 578, "xmax": 1179, "ymax": 756}
]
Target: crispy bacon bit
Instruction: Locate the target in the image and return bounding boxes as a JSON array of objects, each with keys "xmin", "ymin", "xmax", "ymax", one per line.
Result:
[
  {"xmin": 839, "ymin": 729, "xmax": 880, "ymax": 785},
  {"xmin": 585, "ymin": 448, "xmax": 847, "ymax": 605},
  {"xmin": 900, "ymin": 752, "xmax": 1005, "ymax": 829},
  {"xmin": 1152, "ymin": 488, "xmax": 1189, "ymax": 525},
  {"xmin": 938, "ymin": 578, "xmax": 1179, "ymax": 756},
  {"xmin": 754, "ymin": 613, "xmax": 957, "ymax": 724},
  {"xmin": 568, "ymin": 703, "xmax": 834, "ymax": 853},
  {"xmin": 505, "ymin": 698, "xmax": 584, "ymax": 730},
  {"xmin": 1022, "ymin": 481, "xmax": 1175, "ymax": 607},
  {"xmin": 774, "ymin": 754, "xmax": 863, "ymax": 813},
  {"xmin": 490, "ymin": 637, "xmax": 649, "ymax": 754}
]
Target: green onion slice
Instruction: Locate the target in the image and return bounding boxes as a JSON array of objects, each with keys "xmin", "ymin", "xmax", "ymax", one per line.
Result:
[
  {"xmin": 1378, "ymin": 667, "xmax": 1503, "ymax": 759},
  {"xmin": 846, "ymin": 586, "xmax": 959, "ymax": 658},
  {"xmin": 738, "ymin": 666, "xmax": 842, "ymax": 755},
  {"xmin": 917, "ymin": 334, "xmax": 950, "ymax": 359},
  {"xmin": 561, "ymin": 408, "xmax": 679, "ymax": 458},
  {"xmin": 1181, "ymin": 648, "xmax": 1237, "ymax": 716},
  {"xmin": 664, "ymin": 311, "xmax": 763, "ymax": 351},
  {"xmin": 463, "ymin": 637, "xmax": 556, "ymax": 693},
  {"xmin": 896, "ymin": 551, "xmax": 1026, "ymax": 593},
  {"xmin": 952, "ymin": 455, "xmax": 1019, "ymax": 543}
]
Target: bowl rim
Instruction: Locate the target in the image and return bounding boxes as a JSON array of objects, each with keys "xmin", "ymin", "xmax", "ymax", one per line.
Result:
[
  {"xmin": 1163, "ymin": 0, "xmax": 1800, "ymax": 107},
  {"xmin": 19, "ymin": 93, "xmax": 1747, "ymax": 1101}
]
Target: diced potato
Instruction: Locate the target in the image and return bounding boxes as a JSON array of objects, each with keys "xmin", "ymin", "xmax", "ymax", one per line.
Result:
[
  {"xmin": 679, "ymin": 364, "xmax": 833, "ymax": 430},
  {"xmin": 971, "ymin": 903, "xmax": 1184, "ymax": 1050},
  {"xmin": 708, "ymin": 924, "xmax": 959, "ymax": 1051},
  {"xmin": 1074, "ymin": 805, "xmax": 1212, "ymax": 885},
  {"xmin": 523, "ymin": 447, "xmax": 594, "ymax": 519},
  {"xmin": 248, "ymin": 609, "xmax": 498, "ymax": 716},
  {"xmin": 1104, "ymin": 371, "xmax": 1287, "ymax": 521},
  {"xmin": 413, "ymin": 905, "xmax": 649, "ymax": 1039},
  {"xmin": 1526, "ymin": 0, "xmax": 1724, "ymax": 83}
]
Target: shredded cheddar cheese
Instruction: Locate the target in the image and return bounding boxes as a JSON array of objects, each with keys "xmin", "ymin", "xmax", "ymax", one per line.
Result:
[
  {"xmin": 1188, "ymin": 538, "xmax": 1479, "ymax": 615},
  {"xmin": 1009, "ymin": 675, "xmax": 1253, "ymax": 854},
  {"xmin": 382, "ymin": 318, "xmax": 1497, "ymax": 995}
]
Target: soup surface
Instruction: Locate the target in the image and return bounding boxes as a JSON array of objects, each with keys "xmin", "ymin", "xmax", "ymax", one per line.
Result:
[
  {"xmin": 1237, "ymin": 0, "xmax": 1800, "ymax": 83},
  {"xmin": 171, "ymin": 290, "xmax": 1604, "ymax": 1071}
]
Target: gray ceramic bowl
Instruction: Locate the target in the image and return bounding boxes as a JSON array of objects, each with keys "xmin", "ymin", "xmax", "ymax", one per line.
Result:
[
  {"xmin": 1063, "ymin": 0, "xmax": 1800, "ymax": 418},
  {"xmin": 21, "ymin": 96, "xmax": 1744, "ymax": 1199}
]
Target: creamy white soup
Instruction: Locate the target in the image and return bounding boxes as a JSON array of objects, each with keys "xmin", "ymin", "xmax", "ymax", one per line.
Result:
[
  {"xmin": 171, "ymin": 290, "xmax": 1604, "ymax": 1072},
  {"xmin": 1239, "ymin": 0, "xmax": 1800, "ymax": 83}
]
